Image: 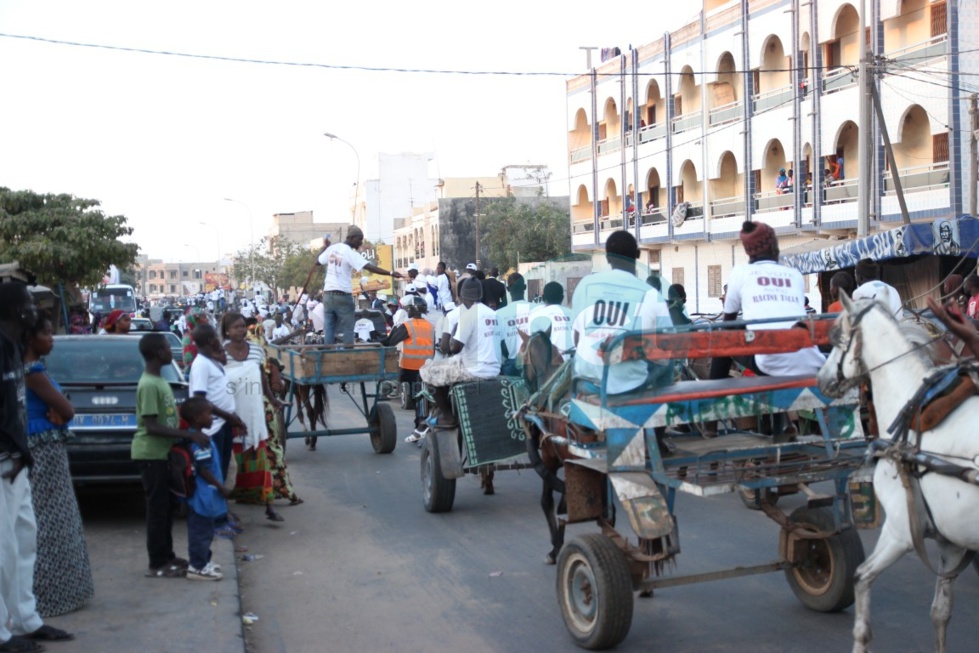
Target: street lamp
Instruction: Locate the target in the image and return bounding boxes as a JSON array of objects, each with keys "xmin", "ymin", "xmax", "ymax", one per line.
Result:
[
  {"xmin": 224, "ymin": 198, "xmax": 254, "ymax": 291},
  {"xmin": 182, "ymin": 243, "xmax": 200, "ymax": 261},
  {"xmin": 323, "ymin": 132, "xmax": 361, "ymax": 224}
]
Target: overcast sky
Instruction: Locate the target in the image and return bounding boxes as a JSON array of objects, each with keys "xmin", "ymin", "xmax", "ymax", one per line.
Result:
[{"xmin": 0, "ymin": 1, "xmax": 695, "ymax": 263}]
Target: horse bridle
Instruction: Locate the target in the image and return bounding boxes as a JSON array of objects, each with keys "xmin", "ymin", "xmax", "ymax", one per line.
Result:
[{"xmin": 828, "ymin": 301, "xmax": 875, "ymax": 389}]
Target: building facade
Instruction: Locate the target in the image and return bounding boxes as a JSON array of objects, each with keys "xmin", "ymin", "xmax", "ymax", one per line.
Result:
[
  {"xmin": 268, "ymin": 210, "xmax": 351, "ymax": 249},
  {"xmin": 567, "ymin": 0, "xmax": 973, "ymax": 312}
]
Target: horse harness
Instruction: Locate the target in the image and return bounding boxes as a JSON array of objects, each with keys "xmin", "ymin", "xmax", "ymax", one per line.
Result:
[{"xmin": 878, "ymin": 361, "xmax": 979, "ymax": 577}]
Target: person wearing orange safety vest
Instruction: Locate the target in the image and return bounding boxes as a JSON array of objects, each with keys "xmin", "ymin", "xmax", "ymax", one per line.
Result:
[{"xmin": 381, "ymin": 295, "xmax": 435, "ymax": 444}]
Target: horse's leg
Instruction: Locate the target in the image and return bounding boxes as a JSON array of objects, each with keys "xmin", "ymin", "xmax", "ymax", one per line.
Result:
[
  {"xmin": 852, "ymin": 528, "xmax": 908, "ymax": 653},
  {"xmin": 931, "ymin": 574, "xmax": 956, "ymax": 653},
  {"xmin": 540, "ymin": 477, "xmax": 564, "ymax": 565}
]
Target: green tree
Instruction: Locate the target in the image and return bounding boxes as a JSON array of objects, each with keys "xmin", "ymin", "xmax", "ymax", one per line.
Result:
[
  {"xmin": 482, "ymin": 196, "xmax": 572, "ymax": 272},
  {"xmin": 0, "ymin": 187, "xmax": 138, "ymax": 287},
  {"xmin": 231, "ymin": 236, "xmax": 314, "ymax": 300}
]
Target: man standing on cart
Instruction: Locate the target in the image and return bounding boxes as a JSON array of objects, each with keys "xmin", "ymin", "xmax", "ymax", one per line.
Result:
[{"xmin": 316, "ymin": 226, "xmax": 402, "ymax": 347}]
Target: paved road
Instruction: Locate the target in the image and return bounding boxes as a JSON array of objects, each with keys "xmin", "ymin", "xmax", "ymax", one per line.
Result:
[{"xmin": 232, "ymin": 387, "xmax": 979, "ymax": 653}]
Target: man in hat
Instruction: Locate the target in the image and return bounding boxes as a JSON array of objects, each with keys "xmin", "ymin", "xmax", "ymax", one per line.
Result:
[
  {"xmin": 460, "ymin": 262, "xmax": 477, "ymax": 282},
  {"xmin": 704, "ymin": 221, "xmax": 825, "ymax": 436},
  {"xmin": 852, "ymin": 258, "xmax": 903, "ymax": 319},
  {"xmin": 316, "ymin": 225, "xmax": 402, "ymax": 347},
  {"xmin": 419, "ymin": 279, "xmax": 500, "ymax": 429}
]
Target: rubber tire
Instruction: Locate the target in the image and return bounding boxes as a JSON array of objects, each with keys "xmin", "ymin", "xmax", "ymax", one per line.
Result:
[
  {"xmin": 421, "ymin": 434, "xmax": 455, "ymax": 513},
  {"xmin": 556, "ymin": 533, "xmax": 634, "ymax": 650},
  {"xmin": 784, "ymin": 506, "xmax": 865, "ymax": 612},
  {"xmin": 400, "ymin": 382, "xmax": 415, "ymax": 410},
  {"xmin": 369, "ymin": 403, "xmax": 397, "ymax": 454}
]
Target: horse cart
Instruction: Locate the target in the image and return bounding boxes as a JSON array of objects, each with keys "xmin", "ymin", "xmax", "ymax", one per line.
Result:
[
  {"xmin": 421, "ymin": 376, "xmax": 533, "ymax": 512},
  {"xmin": 274, "ymin": 343, "xmax": 401, "ymax": 454},
  {"xmin": 519, "ymin": 316, "xmax": 875, "ymax": 650}
]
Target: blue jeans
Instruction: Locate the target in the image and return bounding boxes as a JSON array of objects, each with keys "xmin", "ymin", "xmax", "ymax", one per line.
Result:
[
  {"xmin": 186, "ymin": 507, "xmax": 215, "ymax": 570},
  {"xmin": 322, "ymin": 293, "xmax": 356, "ymax": 346}
]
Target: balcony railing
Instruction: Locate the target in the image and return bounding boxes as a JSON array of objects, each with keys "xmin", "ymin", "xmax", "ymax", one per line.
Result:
[
  {"xmin": 671, "ymin": 110, "xmax": 702, "ymax": 134},
  {"xmin": 751, "ymin": 85, "xmax": 794, "ymax": 113},
  {"xmin": 597, "ymin": 137, "xmax": 621, "ymax": 155},
  {"xmin": 883, "ymin": 162, "xmax": 950, "ymax": 193},
  {"xmin": 709, "ymin": 195, "xmax": 746, "ymax": 219},
  {"xmin": 822, "ymin": 67, "xmax": 857, "ymax": 94},
  {"xmin": 822, "ymin": 178, "xmax": 860, "ymax": 204},
  {"xmin": 754, "ymin": 188, "xmax": 796, "ymax": 212},
  {"xmin": 572, "ymin": 218, "xmax": 595, "ymax": 234},
  {"xmin": 570, "ymin": 145, "xmax": 591, "ymax": 163},
  {"xmin": 639, "ymin": 123, "xmax": 667, "ymax": 143},
  {"xmin": 887, "ymin": 33, "xmax": 947, "ymax": 65},
  {"xmin": 708, "ymin": 101, "xmax": 743, "ymax": 126},
  {"xmin": 641, "ymin": 209, "xmax": 666, "ymax": 225}
]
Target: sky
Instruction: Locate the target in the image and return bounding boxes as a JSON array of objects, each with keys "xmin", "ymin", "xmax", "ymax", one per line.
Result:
[{"xmin": 0, "ymin": 0, "xmax": 696, "ymax": 263}]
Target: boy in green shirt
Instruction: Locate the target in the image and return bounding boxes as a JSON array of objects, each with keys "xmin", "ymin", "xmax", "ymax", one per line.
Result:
[{"xmin": 133, "ymin": 333, "xmax": 208, "ymax": 578}]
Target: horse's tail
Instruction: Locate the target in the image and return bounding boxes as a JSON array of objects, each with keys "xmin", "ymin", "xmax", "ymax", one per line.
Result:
[
  {"xmin": 311, "ymin": 384, "xmax": 329, "ymax": 429},
  {"xmin": 525, "ymin": 424, "xmax": 566, "ymax": 494}
]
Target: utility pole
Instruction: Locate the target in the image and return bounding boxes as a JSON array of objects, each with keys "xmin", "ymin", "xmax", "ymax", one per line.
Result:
[
  {"xmin": 857, "ymin": 0, "xmax": 871, "ymax": 237},
  {"xmin": 970, "ymin": 94, "xmax": 978, "ymax": 217},
  {"xmin": 474, "ymin": 181, "xmax": 481, "ymax": 268}
]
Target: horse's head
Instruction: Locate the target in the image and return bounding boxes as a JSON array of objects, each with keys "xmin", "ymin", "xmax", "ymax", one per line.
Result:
[
  {"xmin": 818, "ymin": 293, "xmax": 883, "ymax": 397},
  {"xmin": 519, "ymin": 328, "xmax": 563, "ymax": 393}
]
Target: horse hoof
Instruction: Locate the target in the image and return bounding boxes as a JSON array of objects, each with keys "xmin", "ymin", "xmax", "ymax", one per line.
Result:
[
  {"xmin": 545, "ymin": 554, "xmax": 556, "ymax": 565},
  {"xmin": 483, "ymin": 483, "xmax": 495, "ymax": 496},
  {"xmin": 639, "ymin": 589, "xmax": 654, "ymax": 598}
]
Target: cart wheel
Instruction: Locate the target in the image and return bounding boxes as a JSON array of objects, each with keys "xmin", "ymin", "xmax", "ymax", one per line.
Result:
[
  {"xmin": 421, "ymin": 434, "xmax": 455, "ymax": 513},
  {"xmin": 556, "ymin": 534, "xmax": 633, "ymax": 650},
  {"xmin": 784, "ymin": 506, "xmax": 865, "ymax": 612},
  {"xmin": 369, "ymin": 403, "xmax": 397, "ymax": 454},
  {"xmin": 400, "ymin": 382, "xmax": 415, "ymax": 411}
]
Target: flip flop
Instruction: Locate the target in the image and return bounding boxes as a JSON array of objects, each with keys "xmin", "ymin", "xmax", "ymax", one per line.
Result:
[{"xmin": 23, "ymin": 626, "xmax": 73, "ymax": 642}]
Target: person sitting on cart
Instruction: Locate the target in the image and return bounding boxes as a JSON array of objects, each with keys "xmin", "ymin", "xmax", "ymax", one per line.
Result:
[
  {"xmin": 419, "ymin": 279, "xmax": 500, "ymax": 429},
  {"xmin": 571, "ymin": 230, "xmax": 674, "ymax": 396},
  {"xmin": 381, "ymin": 296, "xmax": 435, "ymax": 444},
  {"xmin": 703, "ymin": 220, "xmax": 826, "ymax": 439}
]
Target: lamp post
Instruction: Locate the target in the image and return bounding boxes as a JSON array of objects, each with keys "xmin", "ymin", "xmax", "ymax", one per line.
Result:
[
  {"xmin": 224, "ymin": 198, "xmax": 254, "ymax": 292},
  {"xmin": 323, "ymin": 132, "xmax": 361, "ymax": 224}
]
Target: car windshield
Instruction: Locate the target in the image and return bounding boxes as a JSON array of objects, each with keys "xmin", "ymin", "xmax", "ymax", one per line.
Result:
[{"xmin": 46, "ymin": 338, "xmax": 182, "ymax": 384}]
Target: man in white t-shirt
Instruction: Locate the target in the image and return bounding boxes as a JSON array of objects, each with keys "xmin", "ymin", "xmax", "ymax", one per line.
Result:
[
  {"xmin": 271, "ymin": 313, "xmax": 291, "ymax": 342},
  {"xmin": 435, "ymin": 262, "xmax": 456, "ymax": 314},
  {"xmin": 262, "ymin": 313, "xmax": 277, "ymax": 342},
  {"xmin": 494, "ymin": 273, "xmax": 534, "ymax": 376},
  {"xmin": 419, "ymin": 279, "xmax": 499, "ymax": 428},
  {"xmin": 705, "ymin": 220, "xmax": 826, "ymax": 438},
  {"xmin": 571, "ymin": 232, "xmax": 674, "ymax": 396},
  {"xmin": 529, "ymin": 281, "xmax": 574, "ymax": 353},
  {"xmin": 852, "ymin": 258, "xmax": 903, "ymax": 319},
  {"xmin": 315, "ymin": 226, "xmax": 402, "ymax": 347}
]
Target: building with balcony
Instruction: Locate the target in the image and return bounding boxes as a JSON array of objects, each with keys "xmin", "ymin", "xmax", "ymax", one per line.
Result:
[
  {"xmin": 567, "ymin": 0, "xmax": 972, "ymax": 312},
  {"xmin": 136, "ymin": 257, "xmax": 212, "ymax": 299},
  {"xmin": 267, "ymin": 211, "xmax": 351, "ymax": 249}
]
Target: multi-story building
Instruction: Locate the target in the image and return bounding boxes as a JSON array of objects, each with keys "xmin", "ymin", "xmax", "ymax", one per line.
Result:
[
  {"xmin": 136, "ymin": 257, "xmax": 211, "ymax": 298},
  {"xmin": 392, "ymin": 168, "xmax": 564, "ymax": 273},
  {"xmin": 362, "ymin": 152, "xmax": 439, "ymax": 244},
  {"xmin": 267, "ymin": 210, "xmax": 352, "ymax": 249},
  {"xmin": 567, "ymin": 0, "xmax": 973, "ymax": 312}
]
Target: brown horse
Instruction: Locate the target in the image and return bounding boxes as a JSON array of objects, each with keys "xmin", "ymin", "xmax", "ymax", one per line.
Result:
[{"xmin": 518, "ymin": 329, "xmax": 601, "ymax": 564}]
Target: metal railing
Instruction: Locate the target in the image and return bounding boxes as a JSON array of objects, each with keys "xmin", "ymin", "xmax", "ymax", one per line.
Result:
[
  {"xmin": 671, "ymin": 110, "xmax": 703, "ymax": 134},
  {"xmin": 709, "ymin": 196, "xmax": 746, "ymax": 219},
  {"xmin": 822, "ymin": 67, "xmax": 857, "ymax": 94},
  {"xmin": 751, "ymin": 85, "xmax": 794, "ymax": 113},
  {"xmin": 883, "ymin": 162, "xmax": 949, "ymax": 194}
]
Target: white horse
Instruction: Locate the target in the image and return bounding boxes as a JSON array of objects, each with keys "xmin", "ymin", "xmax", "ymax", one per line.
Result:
[{"xmin": 817, "ymin": 294, "xmax": 979, "ymax": 653}]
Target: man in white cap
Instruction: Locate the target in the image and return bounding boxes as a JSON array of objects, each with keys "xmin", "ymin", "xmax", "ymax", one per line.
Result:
[
  {"xmin": 316, "ymin": 226, "xmax": 402, "ymax": 347},
  {"xmin": 460, "ymin": 262, "xmax": 477, "ymax": 282}
]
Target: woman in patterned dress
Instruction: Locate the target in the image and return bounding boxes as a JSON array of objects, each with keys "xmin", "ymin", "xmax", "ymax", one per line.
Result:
[
  {"xmin": 23, "ymin": 313, "xmax": 94, "ymax": 616},
  {"xmin": 182, "ymin": 308, "xmax": 209, "ymax": 369},
  {"xmin": 245, "ymin": 320, "xmax": 302, "ymax": 505},
  {"xmin": 220, "ymin": 312, "xmax": 284, "ymax": 521}
]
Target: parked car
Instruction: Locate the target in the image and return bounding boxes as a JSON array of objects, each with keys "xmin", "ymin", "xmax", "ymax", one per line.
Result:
[
  {"xmin": 130, "ymin": 317, "xmax": 154, "ymax": 332},
  {"xmin": 45, "ymin": 335, "xmax": 187, "ymax": 484},
  {"xmin": 160, "ymin": 330, "xmax": 185, "ymax": 371}
]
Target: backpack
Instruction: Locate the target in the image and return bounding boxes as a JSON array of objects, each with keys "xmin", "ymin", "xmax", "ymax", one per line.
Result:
[{"xmin": 168, "ymin": 443, "xmax": 196, "ymax": 499}]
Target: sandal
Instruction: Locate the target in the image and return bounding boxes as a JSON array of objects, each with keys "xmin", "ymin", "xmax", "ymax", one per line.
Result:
[
  {"xmin": 146, "ymin": 563, "xmax": 186, "ymax": 578},
  {"xmin": 265, "ymin": 510, "xmax": 284, "ymax": 522},
  {"xmin": 0, "ymin": 636, "xmax": 44, "ymax": 653},
  {"xmin": 23, "ymin": 626, "xmax": 73, "ymax": 642}
]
